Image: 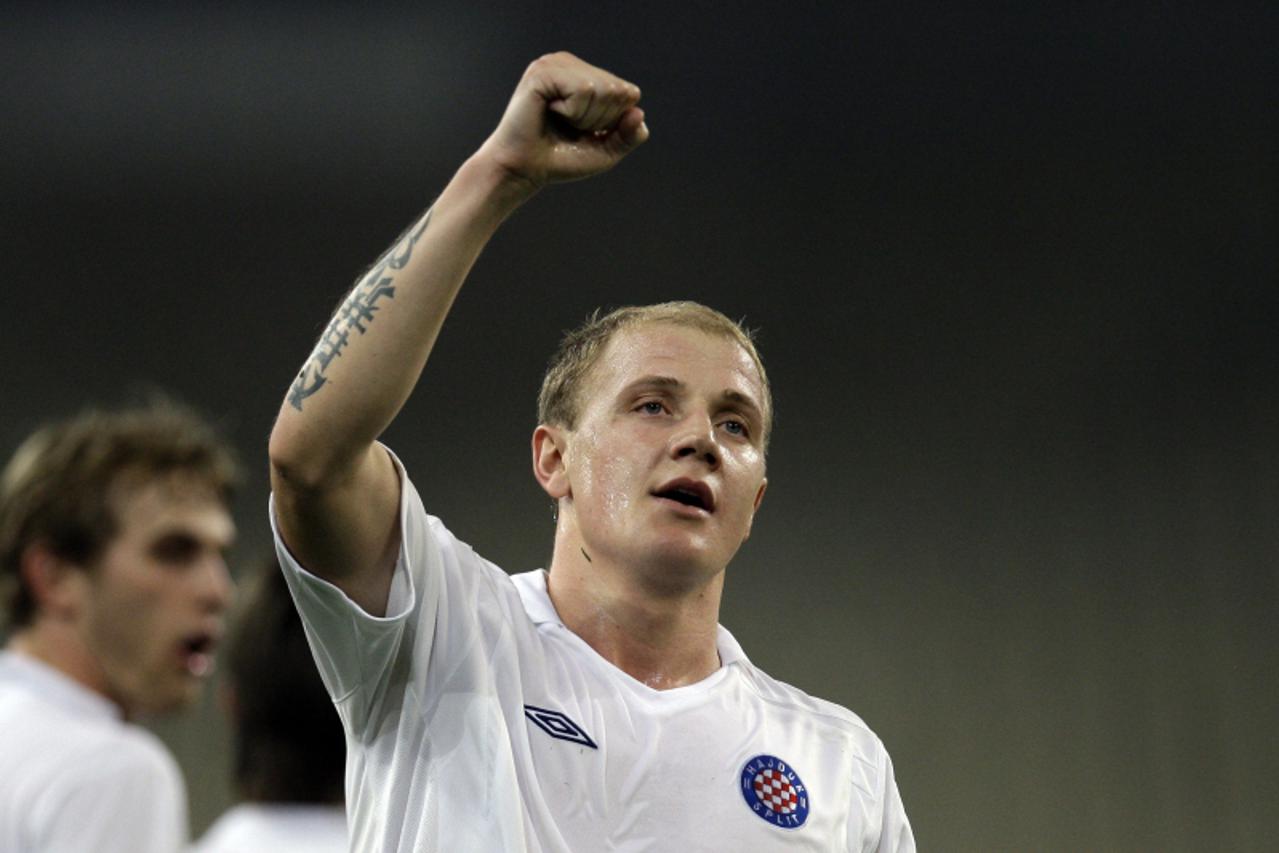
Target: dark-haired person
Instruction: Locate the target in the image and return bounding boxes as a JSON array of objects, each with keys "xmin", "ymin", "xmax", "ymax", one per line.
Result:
[
  {"xmin": 192, "ymin": 557, "xmax": 346, "ymax": 852},
  {"xmin": 0, "ymin": 402, "xmax": 237, "ymax": 852},
  {"xmin": 268, "ymin": 53, "xmax": 914, "ymax": 850}
]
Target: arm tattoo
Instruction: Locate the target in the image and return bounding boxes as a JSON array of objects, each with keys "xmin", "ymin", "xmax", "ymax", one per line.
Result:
[{"xmin": 288, "ymin": 207, "xmax": 434, "ymax": 411}]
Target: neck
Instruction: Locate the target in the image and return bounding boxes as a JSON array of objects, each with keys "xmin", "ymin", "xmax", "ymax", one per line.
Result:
[
  {"xmin": 546, "ymin": 527, "xmax": 724, "ymax": 690},
  {"xmin": 8, "ymin": 621, "xmax": 117, "ymax": 712}
]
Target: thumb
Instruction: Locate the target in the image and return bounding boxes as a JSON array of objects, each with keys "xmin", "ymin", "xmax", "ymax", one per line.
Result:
[{"xmin": 605, "ymin": 106, "xmax": 650, "ymax": 157}]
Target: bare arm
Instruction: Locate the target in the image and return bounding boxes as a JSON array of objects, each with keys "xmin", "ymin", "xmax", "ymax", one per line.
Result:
[{"xmin": 268, "ymin": 53, "xmax": 648, "ymax": 614}]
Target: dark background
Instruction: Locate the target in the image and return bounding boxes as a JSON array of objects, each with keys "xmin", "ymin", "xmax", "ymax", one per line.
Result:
[{"xmin": 3, "ymin": 2, "xmax": 1276, "ymax": 849}]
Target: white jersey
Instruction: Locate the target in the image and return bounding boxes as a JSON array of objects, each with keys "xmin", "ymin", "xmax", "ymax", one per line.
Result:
[
  {"xmin": 191, "ymin": 803, "xmax": 347, "ymax": 853},
  {"xmin": 272, "ymin": 451, "xmax": 914, "ymax": 852},
  {"xmin": 0, "ymin": 650, "xmax": 188, "ymax": 853}
]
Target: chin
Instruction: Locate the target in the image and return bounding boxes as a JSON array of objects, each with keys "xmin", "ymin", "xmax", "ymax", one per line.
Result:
[
  {"xmin": 136, "ymin": 684, "xmax": 200, "ymax": 716},
  {"xmin": 635, "ymin": 542, "xmax": 725, "ymax": 589}
]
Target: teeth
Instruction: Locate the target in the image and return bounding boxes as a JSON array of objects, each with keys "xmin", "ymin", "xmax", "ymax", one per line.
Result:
[
  {"xmin": 662, "ymin": 488, "xmax": 704, "ymax": 508},
  {"xmin": 185, "ymin": 652, "xmax": 214, "ymax": 678}
]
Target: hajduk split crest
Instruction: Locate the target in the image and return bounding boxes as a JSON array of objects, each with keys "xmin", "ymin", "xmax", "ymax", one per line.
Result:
[{"xmin": 739, "ymin": 754, "xmax": 810, "ymax": 829}]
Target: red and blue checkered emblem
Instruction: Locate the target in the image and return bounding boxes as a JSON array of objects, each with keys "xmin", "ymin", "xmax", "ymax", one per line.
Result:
[{"xmin": 740, "ymin": 754, "xmax": 810, "ymax": 829}]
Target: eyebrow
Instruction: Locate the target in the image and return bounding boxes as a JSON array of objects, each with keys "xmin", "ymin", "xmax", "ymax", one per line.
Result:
[
  {"xmin": 147, "ymin": 524, "xmax": 236, "ymax": 550},
  {"xmin": 720, "ymin": 389, "xmax": 764, "ymax": 423},
  {"xmin": 623, "ymin": 375, "xmax": 683, "ymax": 394}
]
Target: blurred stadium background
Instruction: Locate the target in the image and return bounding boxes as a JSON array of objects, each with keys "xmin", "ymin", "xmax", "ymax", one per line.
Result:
[{"xmin": 2, "ymin": 3, "xmax": 1275, "ymax": 849}]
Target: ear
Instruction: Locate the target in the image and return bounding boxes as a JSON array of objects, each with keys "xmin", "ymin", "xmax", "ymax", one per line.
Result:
[
  {"xmin": 18, "ymin": 542, "xmax": 88, "ymax": 621},
  {"xmin": 532, "ymin": 425, "xmax": 571, "ymax": 500},
  {"xmin": 741, "ymin": 477, "xmax": 768, "ymax": 541}
]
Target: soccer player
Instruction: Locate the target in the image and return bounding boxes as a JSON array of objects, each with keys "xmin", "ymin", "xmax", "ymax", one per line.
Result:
[
  {"xmin": 193, "ymin": 556, "xmax": 347, "ymax": 853},
  {"xmin": 0, "ymin": 401, "xmax": 237, "ymax": 852},
  {"xmin": 268, "ymin": 52, "xmax": 914, "ymax": 850}
]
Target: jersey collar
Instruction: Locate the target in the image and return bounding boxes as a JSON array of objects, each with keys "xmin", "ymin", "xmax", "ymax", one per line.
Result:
[
  {"xmin": 511, "ymin": 569, "xmax": 749, "ymax": 668},
  {"xmin": 0, "ymin": 649, "xmax": 122, "ymax": 722}
]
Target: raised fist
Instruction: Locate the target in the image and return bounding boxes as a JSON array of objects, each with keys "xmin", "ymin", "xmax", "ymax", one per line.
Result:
[{"xmin": 478, "ymin": 52, "xmax": 649, "ymax": 191}]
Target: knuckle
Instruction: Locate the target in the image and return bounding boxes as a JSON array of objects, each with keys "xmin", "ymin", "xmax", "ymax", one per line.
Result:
[
  {"xmin": 528, "ymin": 53, "xmax": 559, "ymax": 73},
  {"xmin": 539, "ymin": 50, "xmax": 575, "ymax": 66}
]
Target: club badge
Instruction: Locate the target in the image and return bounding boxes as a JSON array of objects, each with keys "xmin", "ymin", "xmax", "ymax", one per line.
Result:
[{"xmin": 740, "ymin": 754, "xmax": 810, "ymax": 829}]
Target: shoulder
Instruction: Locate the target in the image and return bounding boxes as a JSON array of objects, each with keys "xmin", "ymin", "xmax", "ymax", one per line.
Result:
[
  {"xmin": 733, "ymin": 661, "xmax": 908, "ymax": 827},
  {"xmin": 0, "ymin": 688, "xmax": 177, "ymax": 787},
  {"xmin": 44, "ymin": 717, "xmax": 183, "ymax": 798},
  {"xmin": 736, "ymin": 660, "xmax": 891, "ymax": 759},
  {"xmin": 89, "ymin": 722, "xmax": 183, "ymax": 786},
  {"xmin": 0, "ymin": 715, "xmax": 185, "ymax": 849}
]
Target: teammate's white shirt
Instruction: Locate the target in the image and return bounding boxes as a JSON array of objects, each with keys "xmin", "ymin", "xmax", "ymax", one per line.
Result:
[
  {"xmin": 191, "ymin": 803, "xmax": 347, "ymax": 853},
  {"xmin": 0, "ymin": 650, "xmax": 188, "ymax": 853},
  {"xmin": 272, "ymin": 449, "xmax": 914, "ymax": 852}
]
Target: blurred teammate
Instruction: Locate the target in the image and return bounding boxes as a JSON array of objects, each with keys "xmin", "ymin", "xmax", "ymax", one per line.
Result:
[
  {"xmin": 269, "ymin": 52, "xmax": 914, "ymax": 850},
  {"xmin": 0, "ymin": 401, "xmax": 237, "ymax": 852},
  {"xmin": 192, "ymin": 556, "xmax": 346, "ymax": 852}
]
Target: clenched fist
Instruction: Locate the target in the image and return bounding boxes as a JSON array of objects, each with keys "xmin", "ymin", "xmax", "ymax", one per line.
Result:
[{"xmin": 477, "ymin": 52, "xmax": 649, "ymax": 193}]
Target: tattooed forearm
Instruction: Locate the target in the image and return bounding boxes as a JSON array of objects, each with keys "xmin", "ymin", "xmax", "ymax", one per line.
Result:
[
  {"xmin": 288, "ymin": 207, "xmax": 434, "ymax": 411},
  {"xmin": 287, "ymin": 275, "xmax": 395, "ymax": 410}
]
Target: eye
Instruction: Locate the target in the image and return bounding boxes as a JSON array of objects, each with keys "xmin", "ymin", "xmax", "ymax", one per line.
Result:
[
  {"xmin": 636, "ymin": 400, "xmax": 667, "ymax": 415},
  {"xmin": 150, "ymin": 533, "xmax": 201, "ymax": 567},
  {"xmin": 720, "ymin": 419, "xmax": 749, "ymax": 438}
]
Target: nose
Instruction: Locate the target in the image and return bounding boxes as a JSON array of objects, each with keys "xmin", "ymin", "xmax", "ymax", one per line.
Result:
[
  {"xmin": 671, "ymin": 413, "xmax": 720, "ymax": 470},
  {"xmin": 197, "ymin": 555, "xmax": 236, "ymax": 613}
]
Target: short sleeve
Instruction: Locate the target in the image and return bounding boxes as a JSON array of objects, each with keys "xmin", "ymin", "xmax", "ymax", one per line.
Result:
[
  {"xmin": 870, "ymin": 749, "xmax": 915, "ymax": 852},
  {"xmin": 270, "ymin": 445, "xmax": 520, "ymax": 739},
  {"xmin": 270, "ymin": 448, "xmax": 436, "ymax": 730}
]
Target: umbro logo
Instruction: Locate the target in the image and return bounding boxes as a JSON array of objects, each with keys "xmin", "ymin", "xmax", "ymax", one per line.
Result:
[{"xmin": 524, "ymin": 704, "xmax": 598, "ymax": 749}]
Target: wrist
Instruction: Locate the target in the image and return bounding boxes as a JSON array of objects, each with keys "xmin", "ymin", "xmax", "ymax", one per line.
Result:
[{"xmin": 456, "ymin": 145, "xmax": 543, "ymax": 218}]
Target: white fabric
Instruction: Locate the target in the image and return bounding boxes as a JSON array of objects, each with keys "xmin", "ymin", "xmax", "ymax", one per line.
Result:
[
  {"xmin": 272, "ymin": 449, "xmax": 914, "ymax": 852},
  {"xmin": 0, "ymin": 650, "xmax": 188, "ymax": 853},
  {"xmin": 191, "ymin": 804, "xmax": 347, "ymax": 853}
]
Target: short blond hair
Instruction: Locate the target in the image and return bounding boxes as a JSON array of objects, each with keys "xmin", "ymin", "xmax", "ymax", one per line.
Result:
[
  {"xmin": 537, "ymin": 302, "xmax": 772, "ymax": 448},
  {"xmin": 0, "ymin": 400, "xmax": 239, "ymax": 630}
]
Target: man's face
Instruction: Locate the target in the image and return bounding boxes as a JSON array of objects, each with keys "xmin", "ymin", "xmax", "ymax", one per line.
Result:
[
  {"xmin": 559, "ymin": 322, "xmax": 768, "ymax": 587},
  {"xmin": 76, "ymin": 474, "xmax": 235, "ymax": 716}
]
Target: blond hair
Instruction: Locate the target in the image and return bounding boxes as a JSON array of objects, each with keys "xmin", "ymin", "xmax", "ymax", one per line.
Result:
[{"xmin": 537, "ymin": 302, "xmax": 772, "ymax": 448}]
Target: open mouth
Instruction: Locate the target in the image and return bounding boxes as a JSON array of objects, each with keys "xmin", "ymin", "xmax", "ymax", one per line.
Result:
[
  {"xmin": 653, "ymin": 480, "xmax": 715, "ymax": 513},
  {"xmin": 180, "ymin": 633, "xmax": 217, "ymax": 677}
]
